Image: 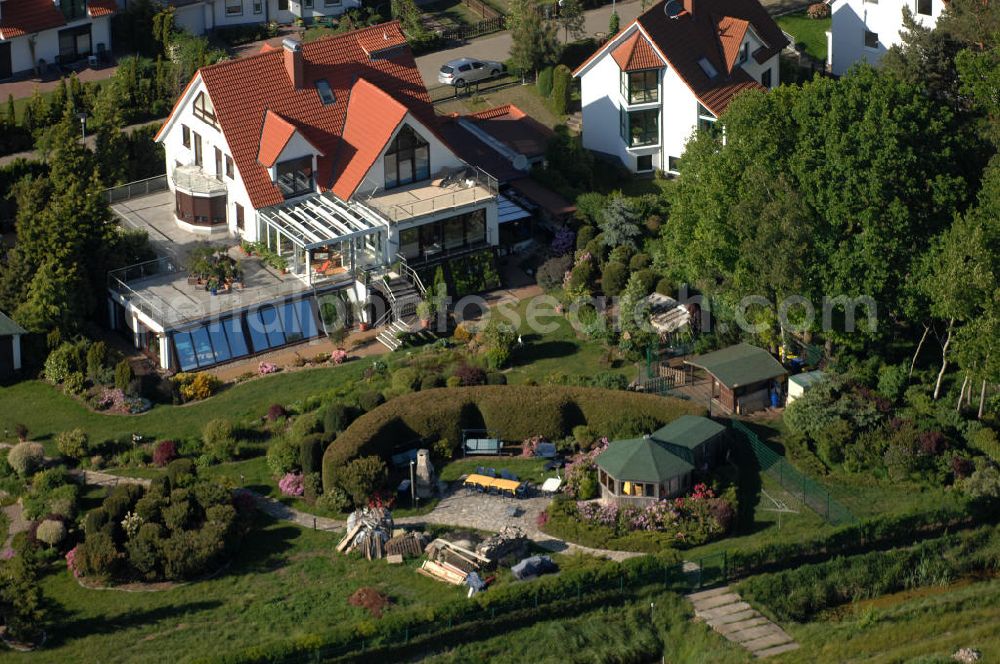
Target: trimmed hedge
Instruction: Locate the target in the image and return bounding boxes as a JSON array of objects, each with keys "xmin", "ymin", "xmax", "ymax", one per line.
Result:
[{"xmin": 322, "ymin": 386, "xmax": 703, "ymax": 490}]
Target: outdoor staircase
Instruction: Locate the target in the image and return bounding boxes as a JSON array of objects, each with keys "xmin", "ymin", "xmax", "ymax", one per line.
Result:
[
  {"xmin": 371, "ymin": 259, "xmax": 427, "ymax": 351},
  {"xmin": 686, "ymin": 586, "xmax": 800, "ymax": 659},
  {"xmin": 565, "ymin": 111, "xmax": 582, "ymax": 133},
  {"xmin": 375, "ymin": 318, "xmax": 413, "ymax": 352}
]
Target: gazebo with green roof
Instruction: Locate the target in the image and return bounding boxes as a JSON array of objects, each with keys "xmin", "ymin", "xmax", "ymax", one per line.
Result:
[
  {"xmin": 652, "ymin": 415, "xmax": 727, "ymax": 470},
  {"xmin": 594, "ymin": 435, "xmax": 695, "ymax": 506},
  {"xmin": 685, "ymin": 343, "xmax": 787, "ymax": 415}
]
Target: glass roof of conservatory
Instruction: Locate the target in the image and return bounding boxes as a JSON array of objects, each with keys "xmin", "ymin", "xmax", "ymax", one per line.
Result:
[{"xmin": 258, "ymin": 192, "xmax": 389, "ymax": 249}]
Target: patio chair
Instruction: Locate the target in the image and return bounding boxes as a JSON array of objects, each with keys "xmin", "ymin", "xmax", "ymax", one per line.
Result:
[
  {"xmin": 500, "ymin": 469, "xmax": 512, "ymax": 480},
  {"xmin": 475, "ymin": 466, "xmax": 486, "ymax": 475},
  {"xmin": 314, "ymin": 260, "xmax": 331, "ymax": 274},
  {"xmin": 485, "ymin": 468, "xmax": 497, "ymax": 478}
]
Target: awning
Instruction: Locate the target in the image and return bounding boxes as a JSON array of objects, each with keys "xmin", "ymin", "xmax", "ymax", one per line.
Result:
[
  {"xmin": 498, "ymin": 194, "xmax": 531, "ymax": 224},
  {"xmin": 258, "ymin": 192, "xmax": 388, "ymax": 249}
]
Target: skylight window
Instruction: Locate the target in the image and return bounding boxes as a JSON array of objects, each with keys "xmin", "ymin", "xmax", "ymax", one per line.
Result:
[
  {"xmin": 697, "ymin": 57, "xmax": 718, "ymax": 79},
  {"xmin": 315, "ymin": 79, "xmax": 335, "ymax": 105}
]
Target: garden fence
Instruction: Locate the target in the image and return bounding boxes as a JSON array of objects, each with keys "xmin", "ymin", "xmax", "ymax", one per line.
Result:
[
  {"xmin": 731, "ymin": 420, "xmax": 855, "ymax": 526},
  {"xmin": 440, "ymin": 15, "xmax": 507, "ymax": 43},
  {"xmin": 246, "ymin": 552, "xmax": 730, "ymax": 664}
]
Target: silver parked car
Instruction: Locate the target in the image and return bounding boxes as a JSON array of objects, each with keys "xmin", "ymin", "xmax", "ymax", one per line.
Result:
[{"xmin": 438, "ymin": 57, "xmax": 504, "ymax": 87}]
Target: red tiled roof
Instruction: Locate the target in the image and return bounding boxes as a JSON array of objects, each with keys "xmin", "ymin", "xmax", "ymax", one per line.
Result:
[
  {"xmin": 87, "ymin": 0, "xmax": 117, "ymax": 18},
  {"xmin": 0, "ymin": 0, "xmax": 66, "ymax": 40},
  {"xmin": 330, "ymin": 78, "xmax": 408, "ymax": 200},
  {"xmin": 575, "ymin": 0, "xmax": 788, "ymax": 117},
  {"xmin": 466, "ymin": 104, "xmax": 554, "ymax": 160},
  {"xmin": 611, "ymin": 32, "xmax": 665, "ymax": 72},
  {"xmin": 178, "ymin": 21, "xmax": 438, "ymax": 209},
  {"xmin": 356, "ymin": 25, "xmax": 408, "ymax": 56},
  {"xmin": 257, "ymin": 110, "xmax": 299, "ymax": 167},
  {"xmin": 717, "ymin": 16, "xmax": 750, "ymax": 73}
]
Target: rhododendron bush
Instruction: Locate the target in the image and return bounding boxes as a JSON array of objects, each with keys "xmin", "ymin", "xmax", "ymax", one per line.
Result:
[
  {"xmin": 562, "ymin": 438, "xmax": 608, "ymax": 499},
  {"xmin": 279, "ymin": 473, "xmax": 305, "ymax": 497}
]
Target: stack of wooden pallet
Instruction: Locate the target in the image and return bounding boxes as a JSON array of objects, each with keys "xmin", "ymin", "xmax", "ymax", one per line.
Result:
[
  {"xmin": 385, "ymin": 531, "xmax": 428, "ymax": 559},
  {"xmin": 417, "ymin": 559, "xmax": 469, "ymax": 586},
  {"xmin": 417, "ymin": 538, "xmax": 493, "ymax": 585},
  {"xmin": 336, "ymin": 507, "xmax": 394, "ymax": 560}
]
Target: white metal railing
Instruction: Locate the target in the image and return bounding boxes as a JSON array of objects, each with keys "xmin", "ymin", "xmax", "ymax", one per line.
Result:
[
  {"xmin": 172, "ymin": 166, "xmax": 227, "ymax": 195},
  {"xmin": 362, "ymin": 166, "xmax": 499, "ymax": 223}
]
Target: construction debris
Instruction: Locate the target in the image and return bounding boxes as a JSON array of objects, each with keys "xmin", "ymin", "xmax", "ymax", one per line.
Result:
[
  {"xmin": 475, "ymin": 526, "xmax": 527, "ymax": 562},
  {"xmin": 386, "ymin": 554, "xmax": 404, "ymax": 565},
  {"xmin": 417, "ymin": 559, "xmax": 468, "ymax": 586},
  {"xmin": 511, "ymin": 555, "xmax": 558, "ymax": 581},
  {"xmin": 386, "ymin": 531, "xmax": 429, "ymax": 559},
  {"xmin": 336, "ymin": 507, "xmax": 395, "ymax": 560}
]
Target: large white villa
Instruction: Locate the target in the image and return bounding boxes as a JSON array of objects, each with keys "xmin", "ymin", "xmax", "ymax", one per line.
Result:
[
  {"xmin": 827, "ymin": 0, "xmax": 944, "ymax": 75},
  {"xmin": 573, "ymin": 0, "xmax": 787, "ymax": 174},
  {"xmin": 108, "ymin": 22, "xmax": 509, "ymax": 372}
]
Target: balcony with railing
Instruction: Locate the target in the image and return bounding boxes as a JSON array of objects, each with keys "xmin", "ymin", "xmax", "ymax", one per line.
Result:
[
  {"xmin": 360, "ymin": 166, "xmax": 498, "ymax": 223},
  {"xmin": 172, "ymin": 165, "xmax": 227, "ymax": 197}
]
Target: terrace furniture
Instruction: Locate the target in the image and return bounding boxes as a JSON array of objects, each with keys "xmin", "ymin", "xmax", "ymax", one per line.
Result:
[
  {"xmin": 500, "ymin": 470, "xmax": 519, "ymax": 481},
  {"xmin": 315, "ymin": 260, "xmax": 332, "ymax": 274},
  {"xmin": 540, "ymin": 477, "xmax": 562, "ymax": 494},
  {"xmin": 485, "ymin": 468, "xmax": 497, "ymax": 478}
]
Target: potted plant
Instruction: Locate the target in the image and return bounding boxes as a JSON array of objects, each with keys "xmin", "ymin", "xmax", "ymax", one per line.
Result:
[
  {"xmin": 352, "ymin": 300, "xmax": 369, "ymax": 331},
  {"xmin": 416, "ymin": 300, "xmax": 432, "ymax": 328}
]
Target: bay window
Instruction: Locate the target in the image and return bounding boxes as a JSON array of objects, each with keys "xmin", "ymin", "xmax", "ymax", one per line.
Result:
[
  {"xmin": 620, "ymin": 108, "xmax": 659, "ymax": 147},
  {"xmin": 620, "ymin": 69, "xmax": 659, "ymax": 104}
]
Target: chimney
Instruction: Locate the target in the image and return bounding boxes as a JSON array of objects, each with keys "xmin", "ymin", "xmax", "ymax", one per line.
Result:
[
  {"xmin": 683, "ymin": 0, "xmax": 695, "ymax": 16},
  {"xmin": 282, "ymin": 38, "xmax": 303, "ymax": 89}
]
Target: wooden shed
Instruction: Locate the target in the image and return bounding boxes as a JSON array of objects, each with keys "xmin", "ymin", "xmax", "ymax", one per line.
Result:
[
  {"xmin": 0, "ymin": 311, "xmax": 25, "ymax": 383},
  {"xmin": 651, "ymin": 415, "xmax": 727, "ymax": 470},
  {"xmin": 594, "ymin": 435, "xmax": 694, "ymax": 506},
  {"xmin": 685, "ymin": 343, "xmax": 787, "ymax": 415}
]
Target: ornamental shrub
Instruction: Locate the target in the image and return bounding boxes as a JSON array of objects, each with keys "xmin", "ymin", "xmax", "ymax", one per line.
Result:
[
  {"xmin": 166, "ymin": 458, "xmax": 196, "ymax": 488},
  {"xmin": 537, "ymin": 65, "xmax": 554, "ymax": 97},
  {"xmin": 340, "ymin": 456, "xmax": 387, "ymax": 507},
  {"xmin": 86, "ymin": 340, "xmax": 109, "ymax": 382},
  {"xmin": 357, "ymin": 390, "xmax": 386, "ymax": 412},
  {"xmin": 576, "ymin": 224, "xmax": 596, "ymax": 250},
  {"xmin": 127, "ymin": 522, "xmax": 166, "ymax": 580},
  {"xmin": 315, "ymin": 485, "xmax": 351, "ymax": 513},
  {"xmin": 453, "ymin": 363, "xmax": 487, "ymax": 386},
  {"xmin": 291, "ymin": 411, "xmax": 323, "ymax": 439},
  {"xmin": 64, "ymin": 371, "xmax": 86, "ymax": 395},
  {"xmin": 78, "ymin": 531, "xmax": 122, "ymax": 578},
  {"xmin": 267, "ymin": 404, "xmax": 288, "ymax": 422},
  {"xmin": 56, "ymin": 428, "xmax": 89, "ymax": 460},
  {"xmin": 114, "ymin": 359, "xmax": 135, "ymax": 393},
  {"xmin": 550, "ymin": 65, "xmax": 572, "ymax": 116},
  {"xmin": 537, "ymin": 255, "xmax": 573, "ymax": 291},
  {"xmin": 807, "ymin": 2, "xmax": 830, "ymax": 18},
  {"xmin": 203, "ymin": 418, "xmax": 238, "ymax": 462},
  {"xmin": 175, "ymin": 372, "xmax": 221, "ymax": 402},
  {"xmin": 391, "ymin": 367, "xmax": 420, "ymax": 393},
  {"xmin": 266, "ymin": 436, "xmax": 300, "ymax": 476},
  {"xmin": 36, "ymin": 519, "xmax": 67, "ymax": 547},
  {"xmin": 481, "ymin": 320, "xmax": 517, "ymax": 370},
  {"xmin": 279, "ymin": 472, "xmax": 305, "ymax": 497},
  {"xmin": 629, "ymin": 253, "xmax": 651, "ymax": 271},
  {"xmin": 601, "ymin": 261, "xmax": 628, "ymax": 296},
  {"xmin": 300, "ymin": 434, "xmax": 325, "ymax": 475},
  {"xmin": 421, "ymin": 373, "xmax": 445, "ymax": 390},
  {"xmin": 153, "ymin": 440, "xmax": 178, "ymax": 467},
  {"xmin": 322, "ymin": 403, "xmax": 356, "ymax": 435},
  {"xmin": 8, "ymin": 442, "xmax": 45, "ymax": 477}
]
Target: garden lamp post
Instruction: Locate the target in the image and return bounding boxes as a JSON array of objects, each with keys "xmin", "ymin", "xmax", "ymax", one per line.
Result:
[
  {"xmin": 76, "ymin": 111, "xmax": 88, "ymax": 145},
  {"xmin": 409, "ymin": 459, "xmax": 416, "ymax": 506}
]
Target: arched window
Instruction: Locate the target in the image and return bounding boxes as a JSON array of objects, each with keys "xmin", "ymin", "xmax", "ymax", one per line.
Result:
[{"xmin": 384, "ymin": 125, "xmax": 430, "ymax": 189}]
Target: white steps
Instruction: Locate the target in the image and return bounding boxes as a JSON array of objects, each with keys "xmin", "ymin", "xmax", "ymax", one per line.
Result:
[{"xmin": 686, "ymin": 584, "xmax": 799, "ymax": 659}]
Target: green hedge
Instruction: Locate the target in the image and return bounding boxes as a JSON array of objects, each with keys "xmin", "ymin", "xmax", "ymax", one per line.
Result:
[{"xmin": 322, "ymin": 386, "xmax": 703, "ymax": 490}]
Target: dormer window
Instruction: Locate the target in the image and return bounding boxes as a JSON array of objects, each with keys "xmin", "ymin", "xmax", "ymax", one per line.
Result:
[
  {"xmin": 384, "ymin": 125, "xmax": 430, "ymax": 189},
  {"xmin": 315, "ymin": 79, "xmax": 335, "ymax": 105},
  {"xmin": 697, "ymin": 57, "xmax": 718, "ymax": 80},
  {"xmin": 276, "ymin": 156, "xmax": 314, "ymax": 199},
  {"xmin": 737, "ymin": 42, "xmax": 749, "ymax": 65},
  {"xmin": 193, "ymin": 92, "xmax": 217, "ymax": 128}
]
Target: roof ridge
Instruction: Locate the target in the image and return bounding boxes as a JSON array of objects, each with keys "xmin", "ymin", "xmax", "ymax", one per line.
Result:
[{"xmin": 471, "ymin": 104, "xmax": 513, "ymax": 120}]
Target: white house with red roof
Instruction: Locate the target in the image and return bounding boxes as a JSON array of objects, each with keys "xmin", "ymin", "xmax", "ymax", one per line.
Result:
[
  {"xmin": 0, "ymin": 0, "xmax": 115, "ymax": 79},
  {"xmin": 573, "ymin": 0, "xmax": 787, "ymax": 174},
  {"xmin": 827, "ymin": 0, "xmax": 943, "ymax": 76},
  {"xmin": 118, "ymin": 23, "xmax": 501, "ymax": 369},
  {"xmin": 166, "ymin": 0, "xmax": 361, "ymax": 38}
]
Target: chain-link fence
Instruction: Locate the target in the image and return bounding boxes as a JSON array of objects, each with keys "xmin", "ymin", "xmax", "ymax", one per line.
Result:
[{"xmin": 731, "ymin": 420, "xmax": 855, "ymax": 526}]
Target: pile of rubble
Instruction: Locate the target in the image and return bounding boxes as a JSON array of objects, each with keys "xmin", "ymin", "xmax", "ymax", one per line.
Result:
[
  {"xmin": 336, "ymin": 507, "xmax": 395, "ymax": 560},
  {"xmin": 419, "ymin": 537, "xmax": 492, "ymax": 587},
  {"xmin": 475, "ymin": 525, "xmax": 527, "ymax": 563}
]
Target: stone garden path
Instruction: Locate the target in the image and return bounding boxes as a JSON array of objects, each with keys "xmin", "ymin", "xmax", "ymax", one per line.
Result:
[
  {"xmin": 1, "ymin": 498, "xmax": 29, "ymax": 556},
  {"xmin": 687, "ymin": 586, "xmax": 800, "ymax": 659}
]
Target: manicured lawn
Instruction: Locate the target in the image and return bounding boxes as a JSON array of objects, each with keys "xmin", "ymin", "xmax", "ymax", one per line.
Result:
[
  {"xmin": 0, "ymin": 362, "xmax": 368, "ymax": 452},
  {"xmin": 780, "ymin": 579, "xmax": 1000, "ymax": 663},
  {"xmin": 12, "ymin": 519, "xmax": 463, "ymax": 664},
  {"xmin": 438, "ymin": 456, "xmax": 557, "ymax": 485},
  {"xmin": 776, "ymin": 11, "xmax": 830, "ymax": 62},
  {"xmin": 435, "ymin": 83, "xmax": 563, "ymax": 128}
]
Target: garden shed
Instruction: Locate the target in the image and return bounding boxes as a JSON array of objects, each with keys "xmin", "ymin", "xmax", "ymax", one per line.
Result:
[
  {"xmin": 685, "ymin": 343, "xmax": 787, "ymax": 415},
  {"xmin": 595, "ymin": 435, "xmax": 694, "ymax": 506},
  {"xmin": 651, "ymin": 415, "xmax": 727, "ymax": 470},
  {"xmin": 0, "ymin": 311, "xmax": 25, "ymax": 382},
  {"xmin": 787, "ymin": 370, "xmax": 826, "ymax": 404}
]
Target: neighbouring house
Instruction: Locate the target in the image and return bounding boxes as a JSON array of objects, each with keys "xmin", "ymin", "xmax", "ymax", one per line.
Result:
[
  {"xmin": 439, "ymin": 104, "xmax": 574, "ymax": 249},
  {"xmin": 0, "ymin": 311, "xmax": 25, "ymax": 382},
  {"xmin": 0, "ymin": 0, "xmax": 115, "ymax": 79},
  {"xmin": 786, "ymin": 369, "xmax": 826, "ymax": 404},
  {"xmin": 109, "ymin": 23, "xmax": 500, "ymax": 371},
  {"xmin": 651, "ymin": 415, "xmax": 727, "ymax": 470},
  {"xmin": 685, "ymin": 342, "xmax": 787, "ymax": 414},
  {"xmin": 827, "ymin": 0, "xmax": 943, "ymax": 76},
  {"xmin": 165, "ymin": 0, "xmax": 361, "ymax": 37},
  {"xmin": 595, "ymin": 434, "xmax": 695, "ymax": 506},
  {"xmin": 573, "ymin": 0, "xmax": 787, "ymax": 174}
]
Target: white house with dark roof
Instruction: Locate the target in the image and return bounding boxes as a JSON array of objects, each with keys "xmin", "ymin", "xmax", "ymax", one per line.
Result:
[
  {"xmin": 573, "ymin": 0, "xmax": 787, "ymax": 174},
  {"xmin": 827, "ymin": 0, "xmax": 944, "ymax": 76}
]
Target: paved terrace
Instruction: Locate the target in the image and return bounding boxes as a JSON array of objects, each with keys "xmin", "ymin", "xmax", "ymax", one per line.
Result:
[
  {"xmin": 110, "ymin": 192, "xmax": 315, "ymax": 328},
  {"xmin": 366, "ymin": 178, "xmax": 495, "ymax": 223}
]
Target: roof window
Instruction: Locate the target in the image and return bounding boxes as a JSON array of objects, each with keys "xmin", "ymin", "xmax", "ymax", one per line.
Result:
[
  {"xmin": 697, "ymin": 57, "xmax": 718, "ymax": 80},
  {"xmin": 315, "ymin": 79, "xmax": 335, "ymax": 105}
]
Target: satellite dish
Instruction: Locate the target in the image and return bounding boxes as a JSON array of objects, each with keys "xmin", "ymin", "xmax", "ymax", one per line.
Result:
[
  {"xmin": 511, "ymin": 154, "xmax": 529, "ymax": 172},
  {"xmin": 664, "ymin": 0, "xmax": 683, "ymax": 18}
]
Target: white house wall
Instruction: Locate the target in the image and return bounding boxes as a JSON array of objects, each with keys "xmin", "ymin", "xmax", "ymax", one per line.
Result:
[
  {"xmin": 159, "ymin": 76, "xmax": 257, "ymax": 241},
  {"xmin": 829, "ymin": 0, "xmax": 942, "ymax": 75},
  {"xmin": 2, "ymin": 15, "xmax": 109, "ymax": 76},
  {"xmin": 167, "ymin": 0, "xmax": 359, "ymax": 35},
  {"xmin": 660, "ymin": 66, "xmax": 699, "ymax": 170},
  {"xmin": 173, "ymin": 3, "xmax": 207, "ymax": 35}
]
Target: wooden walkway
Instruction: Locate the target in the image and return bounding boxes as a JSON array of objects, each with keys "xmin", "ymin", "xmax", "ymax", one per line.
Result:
[{"xmin": 687, "ymin": 586, "xmax": 799, "ymax": 659}]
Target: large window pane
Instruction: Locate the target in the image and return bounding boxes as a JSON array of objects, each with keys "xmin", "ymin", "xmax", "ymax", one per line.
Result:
[
  {"xmin": 279, "ymin": 302, "xmax": 303, "ymax": 342},
  {"xmin": 444, "ymin": 215, "xmax": 465, "ymax": 250},
  {"xmin": 276, "ymin": 156, "xmax": 313, "ymax": 199},
  {"xmin": 173, "ymin": 332, "xmax": 199, "ymax": 371},
  {"xmin": 296, "ymin": 299, "xmax": 319, "ymax": 338},
  {"xmin": 628, "ymin": 109, "xmax": 658, "ymax": 147},
  {"xmin": 207, "ymin": 322, "xmax": 232, "ymax": 363},
  {"xmin": 259, "ymin": 305, "xmax": 286, "ymax": 347},
  {"xmin": 384, "ymin": 125, "xmax": 430, "ymax": 189},
  {"xmin": 400, "ymin": 227, "xmax": 419, "ymax": 260},
  {"xmin": 224, "ymin": 317, "xmax": 249, "ymax": 357},
  {"xmin": 246, "ymin": 311, "xmax": 270, "ymax": 352},
  {"xmin": 190, "ymin": 326, "xmax": 216, "ymax": 367},
  {"xmin": 466, "ymin": 209, "xmax": 486, "ymax": 245},
  {"xmin": 628, "ymin": 70, "xmax": 658, "ymax": 104}
]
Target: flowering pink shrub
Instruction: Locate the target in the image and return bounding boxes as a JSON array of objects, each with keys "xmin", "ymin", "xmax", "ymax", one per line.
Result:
[
  {"xmin": 0, "ymin": 548, "xmax": 14, "ymax": 561},
  {"xmin": 332, "ymin": 348, "xmax": 348, "ymax": 365},
  {"xmin": 259, "ymin": 362, "xmax": 279, "ymax": 375},
  {"xmin": 563, "ymin": 437, "xmax": 608, "ymax": 497},
  {"xmin": 278, "ymin": 473, "xmax": 304, "ymax": 496},
  {"xmin": 521, "ymin": 435, "xmax": 546, "ymax": 458},
  {"xmin": 536, "ymin": 511, "xmax": 549, "ymax": 527},
  {"xmin": 65, "ymin": 545, "xmax": 81, "ymax": 578}
]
